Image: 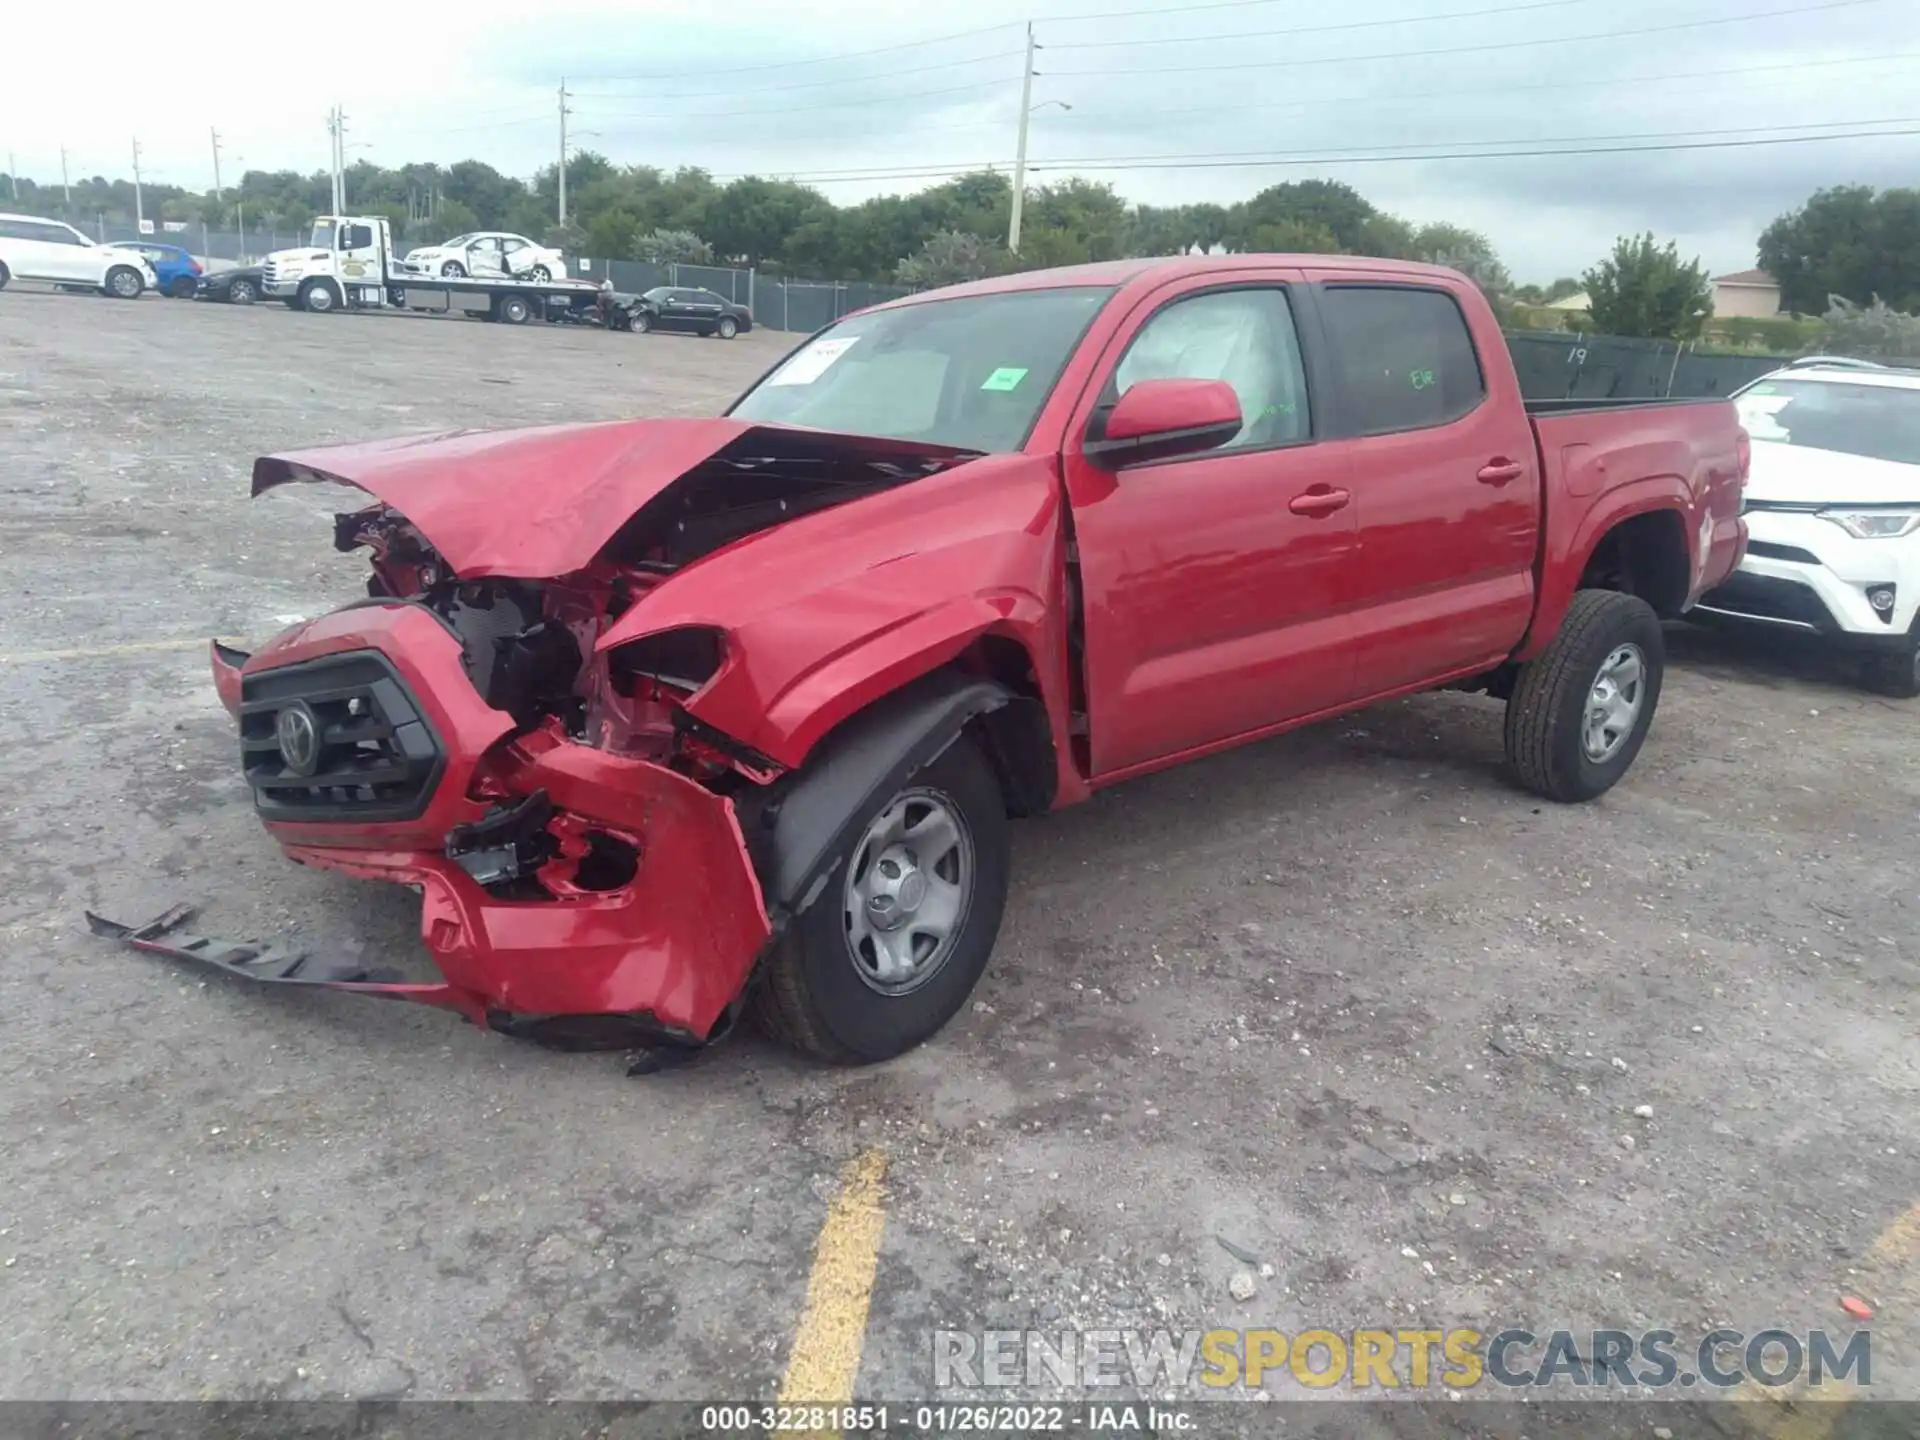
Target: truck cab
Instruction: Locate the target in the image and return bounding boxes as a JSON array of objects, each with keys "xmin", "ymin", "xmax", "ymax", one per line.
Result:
[{"xmin": 261, "ymin": 216, "xmax": 395, "ymax": 312}]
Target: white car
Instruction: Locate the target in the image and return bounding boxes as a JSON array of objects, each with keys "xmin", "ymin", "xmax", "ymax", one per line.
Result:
[
  {"xmin": 0, "ymin": 213, "xmax": 155, "ymax": 298},
  {"xmin": 1697, "ymin": 357, "xmax": 1920, "ymax": 696},
  {"xmin": 399, "ymin": 232, "xmax": 564, "ymax": 281}
]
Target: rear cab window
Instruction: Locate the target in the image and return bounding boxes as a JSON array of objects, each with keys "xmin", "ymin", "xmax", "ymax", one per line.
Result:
[{"xmin": 1319, "ymin": 285, "xmax": 1486, "ymax": 435}]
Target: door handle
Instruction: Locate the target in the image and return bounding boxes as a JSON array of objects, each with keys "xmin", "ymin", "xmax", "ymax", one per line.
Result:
[
  {"xmin": 1288, "ymin": 486, "xmax": 1351, "ymax": 517},
  {"xmin": 1477, "ymin": 459, "xmax": 1526, "ymax": 485}
]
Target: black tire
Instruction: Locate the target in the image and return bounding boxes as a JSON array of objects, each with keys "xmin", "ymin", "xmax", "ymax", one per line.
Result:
[
  {"xmin": 227, "ymin": 278, "xmax": 257, "ymax": 304},
  {"xmin": 751, "ymin": 734, "xmax": 1010, "ymax": 1063},
  {"xmin": 0, "ymin": 262, "xmax": 9, "ymax": 290},
  {"xmin": 298, "ymin": 279, "xmax": 339, "ymax": 314},
  {"xmin": 169, "ymin": 275, "xmax": 197, "ymax": 298},
  {"xmin": 529, "ymin": 264, "xmax": 551, "ymax": 282},
  {"xmin": 1863, "ymin": 627, "xmax": 1920, "ymax": 699},
  {"xmin": 498, "ymin": 294, "xmax": 532, "ymax": 324},
  {"xmin": 716, "ymin": 315, "xmax": 739, "ymax": 339},
  {"xmin": 104, "ymin": 265, "xmax": 144, "ymax": 299},
  {"xmin": 1504, "ymin": 589, "xmax": 1665, "ymax": 803},
  {"xmin": 282, "ymin": 297, "xmax": 301, "ymax": 309},
  {"xmin": 629, "ymin": 309, "xmax": 653, "ymax": 334},
  {"xmin": 441, "ymin": 261, "xmax": 466, "ymax": 278}
]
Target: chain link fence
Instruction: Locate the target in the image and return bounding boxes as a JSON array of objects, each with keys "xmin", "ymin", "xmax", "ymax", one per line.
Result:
[{"xmin": 574, "ymin": 257, "xmax": 911, "ymax": 334}]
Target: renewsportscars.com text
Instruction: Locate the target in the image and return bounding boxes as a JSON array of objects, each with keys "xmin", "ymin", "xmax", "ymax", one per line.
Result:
[{"xmin": 933, "ymin": 1327, "xmax": 1871, "ymax": 1392}]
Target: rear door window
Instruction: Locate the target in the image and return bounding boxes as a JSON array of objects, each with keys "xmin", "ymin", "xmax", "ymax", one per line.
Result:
[{"xmin": 1319, "ymin": 285, "xmax": 1486, "ymax": 435}]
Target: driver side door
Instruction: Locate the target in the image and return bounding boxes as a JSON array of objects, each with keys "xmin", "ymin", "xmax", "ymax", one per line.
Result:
[{"xmin": 1061, "ymin": 271, "xmax": 1361, "ymax": 777}]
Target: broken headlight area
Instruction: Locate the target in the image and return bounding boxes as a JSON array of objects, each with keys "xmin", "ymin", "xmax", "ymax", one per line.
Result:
[{"xmin": 442, "ymin": 786, "xmax": 641, "ymax": 900}]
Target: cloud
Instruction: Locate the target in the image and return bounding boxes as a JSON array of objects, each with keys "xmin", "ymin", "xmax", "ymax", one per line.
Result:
[{"xmin": 4, "ymin": 0, "xmax": 1917, "ymax": 278}]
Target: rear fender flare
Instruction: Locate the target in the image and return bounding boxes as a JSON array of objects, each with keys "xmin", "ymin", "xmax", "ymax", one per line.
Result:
[
  {"xmin": 1518, "ymin": 481, "xmax": 1695, "ymax": 660},
  {"xmin": 744, "ymin": 669, "xmax": 1013, "ymax": 917}
]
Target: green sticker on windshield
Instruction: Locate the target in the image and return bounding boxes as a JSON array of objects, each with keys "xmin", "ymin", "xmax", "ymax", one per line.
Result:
[{"xmin": 981, "ymin": 367, "xmax": 1029, "ymax": 392}]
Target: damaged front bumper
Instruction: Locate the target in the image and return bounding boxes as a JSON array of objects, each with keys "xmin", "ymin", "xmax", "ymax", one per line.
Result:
[{"xmin": 181, "ymin": 603, "xmax": 774, "ymax": 1049}]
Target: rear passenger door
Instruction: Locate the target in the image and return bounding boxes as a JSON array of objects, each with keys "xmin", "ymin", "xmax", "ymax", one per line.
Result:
[{"xmin": 1307, "ymin": 276, "xmax": 1541, "ymax": 696}]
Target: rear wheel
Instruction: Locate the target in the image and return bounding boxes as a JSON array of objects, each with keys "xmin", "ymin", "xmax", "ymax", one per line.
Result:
[
  {"xmin": 104, "ymin": 265, "xmax": 144, "ymax": 299},
  {"xmin": 751, "ymin": 736, "xmax": 1010, "ymax": 1063},
  {"xmin": 0, "ymin": 262, "xmax": 9, "ymax": 290},
  {"xmin": 169, "ymin": 275, "xmax": 197, "ymax": 298},
  {"xmin": 529, "ymin": 264, "xmax": 551, "ymax": 282},
  {"xmin": 716, "ymin": 315, "xmax": 739, "ymax": 339},
  {"xmin": 1504, "ymin": 589, "xmax": 1665, "ymax": 803},
  {"xmin": 497, "ymin": 294, "xmax": 532, "ymax": 324}
]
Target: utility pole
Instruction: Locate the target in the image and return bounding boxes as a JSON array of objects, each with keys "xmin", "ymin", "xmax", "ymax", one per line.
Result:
[
  {"xmin": 131, "ymin": 137, "xmax": 145, "ymax": 233},
  {"xmin": 59, "ymin": 146, "xmax": 71, "ymax": 206},
  {"xmin": 557, "ymin": 78, "xmax": 571, "ymax": 228},
  {"xmin": 1008, "ymin": 23, "xmax": 1036, "ymax": 254},
  {"xmin": 210, "ymin": 127, "xmax": 223, "ymax": 202},
  {"xmin": 5, "ymin": 151, "xmax": 16, "ymax": 202}
]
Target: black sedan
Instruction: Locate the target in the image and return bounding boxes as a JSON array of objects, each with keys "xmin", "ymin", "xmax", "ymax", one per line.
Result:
[
  {"xmin": 622, "ymin": 285, "xmax": 753, "ymax": 338},
  {"xmin": 195, "ymin": 265, "xmax": 264, "ymax": 305}
]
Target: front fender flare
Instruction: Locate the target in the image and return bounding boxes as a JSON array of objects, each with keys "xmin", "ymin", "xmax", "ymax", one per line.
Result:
[{"xmin": 744, "ymin": 669, "xmax": 1012, "ymax": 916}]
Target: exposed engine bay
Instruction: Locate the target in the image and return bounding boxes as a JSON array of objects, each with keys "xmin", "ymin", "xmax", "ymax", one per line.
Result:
[{"xmin": 327, "ymin": 426, "xmax": 979, "ymax": 796}]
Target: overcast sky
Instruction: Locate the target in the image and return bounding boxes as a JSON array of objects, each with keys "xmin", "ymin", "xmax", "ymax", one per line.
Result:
[{"xmin": 8, "ymin": 0, "xmax": 1919, "ymax": 280}]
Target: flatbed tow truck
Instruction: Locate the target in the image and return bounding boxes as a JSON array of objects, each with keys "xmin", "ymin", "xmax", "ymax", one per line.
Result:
[{"xmin": 261, "ymin": 215, "xmax": 605, "ymax": 323}]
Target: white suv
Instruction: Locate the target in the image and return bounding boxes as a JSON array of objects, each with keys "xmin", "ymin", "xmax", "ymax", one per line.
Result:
[
  {"xmin": 0, "ymin": 214, "xmax": 155, "ymax": 298},
  {"xmin": 1698, "ymin": 357, "xmax": 1920, "ymax": 696}
]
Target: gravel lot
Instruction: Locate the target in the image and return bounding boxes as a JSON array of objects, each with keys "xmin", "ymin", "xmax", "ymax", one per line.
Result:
[{"xmin": 2, "ymin": 291, "xmax": 1915, "ymax": 1424}]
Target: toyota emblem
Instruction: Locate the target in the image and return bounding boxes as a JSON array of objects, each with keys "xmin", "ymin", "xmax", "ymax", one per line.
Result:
[{"xmin": 275, "ymin": 702, "xmax": 321, "ymax": 777}]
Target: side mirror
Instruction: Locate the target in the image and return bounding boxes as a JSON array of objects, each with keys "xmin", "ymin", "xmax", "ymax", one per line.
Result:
[{"xmin": 1083, "ymin": 378, "xmax": 1244, "ymax": 468}]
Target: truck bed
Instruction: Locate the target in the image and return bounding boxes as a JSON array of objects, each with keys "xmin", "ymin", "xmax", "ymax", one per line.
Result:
[{"xmin": 1525, "ymin": 396, "xmax": 1728, "ymax": 415}]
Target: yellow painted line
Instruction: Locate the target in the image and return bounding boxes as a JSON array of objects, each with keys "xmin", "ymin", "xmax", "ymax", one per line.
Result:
[
  {"xmin": 1742, "ymin": 1198, "xmax": 1920, "ymax": 1439},
  {"xmin": 778, "ymin": 1147, "xmax": 889, "ymax": 1410},
  {"xmin": 0, "ymin": 637, "xmax": 215, "ymax": 664}
]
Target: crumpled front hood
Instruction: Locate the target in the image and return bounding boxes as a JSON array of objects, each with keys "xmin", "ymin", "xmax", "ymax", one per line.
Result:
[{"xmin": 251, "ymin": 417, "xmax": 974, "ymax": 579}]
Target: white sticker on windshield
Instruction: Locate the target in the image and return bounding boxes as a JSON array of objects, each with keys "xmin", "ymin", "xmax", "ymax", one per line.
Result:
[{"xmin": 766, "ymin": 336, "xmax": 859, "ymax": 386}]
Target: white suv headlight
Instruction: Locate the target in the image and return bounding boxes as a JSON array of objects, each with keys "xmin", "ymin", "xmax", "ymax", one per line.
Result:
[{"xmin": 1821, "ymin": 510, "xmax": 1920, "ymax": 540}]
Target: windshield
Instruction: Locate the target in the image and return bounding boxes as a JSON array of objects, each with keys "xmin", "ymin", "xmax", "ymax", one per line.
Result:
[
  {"xmin": 730, "ymin": 286, "xmax": 1113, "ymax": 453},
  {"xmin": 1736, "ymin": 378, "xmax": 1920, "ymax": 466},
  {"xmin": 642, "ymin": 286, "xmax": 672, "ymax": 301},
  {"xmin": 309, "ymin": 221, "xmax": 336, "ymax": 250},
  {"xmin": 443, "ymin": 233, "xmax": 477, "ymax": 247}
]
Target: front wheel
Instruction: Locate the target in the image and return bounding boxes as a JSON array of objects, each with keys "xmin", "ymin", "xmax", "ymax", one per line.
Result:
[
  {"xmin": 751, "ymin": 735, "xmax": 1010, "ymax": 1063},
  {"xmin": 497, "ymin": 294, "xmax": 532, "ymax": 324},
  {"xmin": 298, "ymin": 279, "xmax": 339, "ymax": 314},
  {"xmin": 0, "ymin": 262, "xmax": 9, "ymax": 290},
  {"xmin": 104, "ymin": 265, "xmax": 144, "ymax": 299},
  {"xmin": 440, "ymin": 261, "xmax": 466, "ymax": 278},
  {"xmin": 1504, "ymin": 589, "xmax": 1665, "ymax": 803},
  {"xmin": 227, "ymin": 277, "xmax": 257, "ymax": 304},
  {"xmin": 628, "ymin": 309, "xmax": 653, "ymax": 333},
  {"xmin": 1863, "ymin": 627, "xmax": 1920, "ymax": 698}
]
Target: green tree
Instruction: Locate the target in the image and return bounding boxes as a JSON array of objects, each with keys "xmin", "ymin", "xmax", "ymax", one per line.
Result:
[
  {"xmin": 635, "ymin": 227, "xmax": 712, "ymax": 264},
  {"xmin": 896, "ymin": 230, "xmax": 991, "ymax": 288},
  {"xmin": 1409, "ymin": 222, "xmax": 1512, "ymax": 297},
  {"xmin": 1582, "ymin": 233, "xmax": 1713, "ymax": 340},
  {"xmin": 1759, "ymin": 185, "xmax": 1920, "ymax": 314},
  {"xmin": 1230, "ymin": 180, "xmax": 1376, "ymax": 252}
]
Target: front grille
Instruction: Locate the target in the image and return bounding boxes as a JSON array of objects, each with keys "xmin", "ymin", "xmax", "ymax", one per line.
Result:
[
  {"xmin": 1744, "ymin": 540, "xmax": 1823, "ymax": 565},
  {"xmin": 1700, "ymin": 572, "xmax": 1837, "ymax": 631},
  {"xmin": 239, "ymin": 651, "xmax": 444, "ymax": 822}
]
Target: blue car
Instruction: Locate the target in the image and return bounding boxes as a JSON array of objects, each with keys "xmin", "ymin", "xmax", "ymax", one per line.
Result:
[{"xmin": 108, "ymin": 241, "xmax": 203, "ymax": 298}]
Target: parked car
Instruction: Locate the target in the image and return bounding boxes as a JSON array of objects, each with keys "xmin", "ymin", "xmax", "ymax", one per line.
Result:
[
  {"xmin": 195, "ymin": 264, "xmax": 265, "ymax": 305},
  {"xmin": 1696, "ymin": 357, "xmax": 1920, "ymax": 696},
  {"xmin": 108, "ymin": 240, "xmax": 202, "ymax": 297},
  {"xmin": 624, "ymin": 285, "xmax": 752, "ymax": 338},
  {"xmin": 399, "ymin": 232, "xmax": 564, "ymax": 281},
  {"xmin": 0, "ymin": 214, "xmax": 153, "ymax": 297},
  {"xmin": 157, "ymin": 254, "xmax": 1746, "ymax": 1068}
]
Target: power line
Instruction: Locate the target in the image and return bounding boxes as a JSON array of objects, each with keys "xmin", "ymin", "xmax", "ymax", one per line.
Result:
[
  {"xmin": 571, "ymin": 75, "xmax": 1012, "ymax": 121},
  {"xmin": 708, "ymin": 123, "xmax": 1920, "ymax": 184},
  {"xmin": 1060, "ymin": 49, "xmax": 1920, "ymax": 129},
  {"xmin": 753, "ymin": 114, "xmax": 1920, "ymax": 181},
  {"xmin": 1049, "ymin": 0, "xmax": 1893, "ymax": 77},
  {"xmin": 1050, "ymin": 0, "xmax": 1589, "ymax": 50},
  {"xmin": 572, "ymin": 47, "xmax": 1025, "ymax": 101},
  {"xmin": 568, "ymin": 19, "xmax": 1022, "ymax": 82}
]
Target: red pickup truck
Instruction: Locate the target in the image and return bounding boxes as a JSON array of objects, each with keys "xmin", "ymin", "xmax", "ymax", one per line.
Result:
[{"xmin": 151, "ymin": 255, "xmax": 1749, "ymax": 1065}]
